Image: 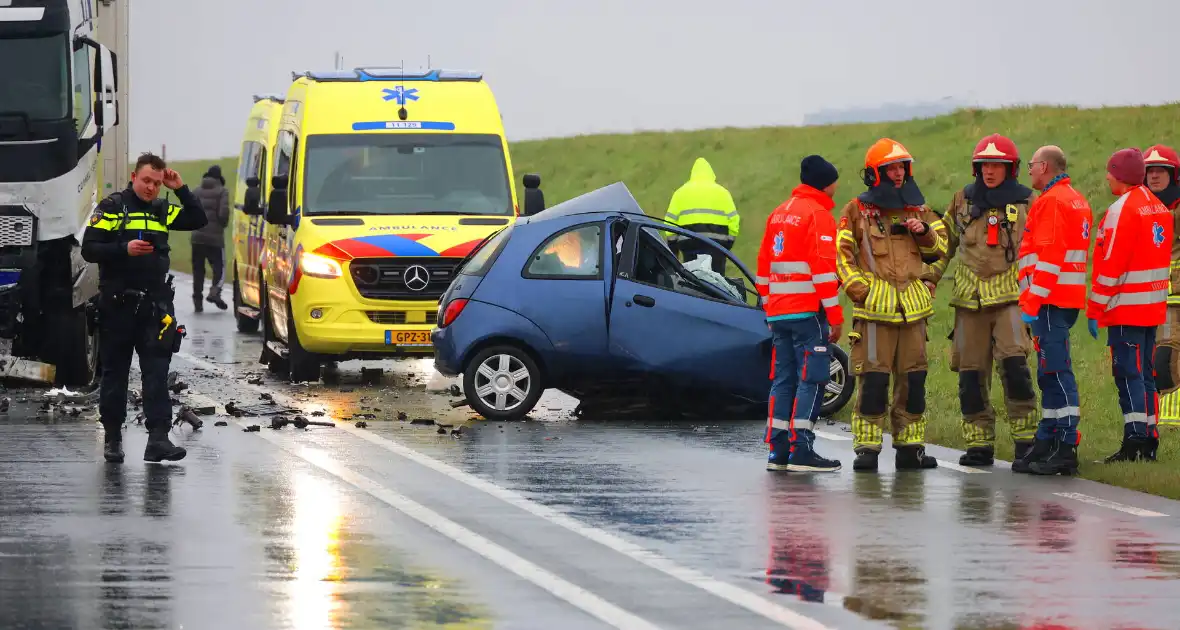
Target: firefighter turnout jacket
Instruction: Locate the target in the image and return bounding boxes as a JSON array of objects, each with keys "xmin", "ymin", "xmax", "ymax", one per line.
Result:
[
  {"xmin": 836, "ymin": 200, "xmax": 948, "ymax": 324},
  {"xmin": 1017, "ymin": 176, "xmax": 1093, "ymax": 317},
  {"xmin": 756, "ymin": 184, "xmax": 844, "ymax": 325},
  {"xmin": 1088, "ymin": 185, "xmax": 1172, "ymax": 327}
]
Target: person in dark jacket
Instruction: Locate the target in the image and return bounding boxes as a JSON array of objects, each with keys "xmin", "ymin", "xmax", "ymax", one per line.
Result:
[
  {"xmin": 82, "ymin": 152, "xmax": 208, "ymax": 463},
  {"xmin": 191, "ymin": 164, "xmax": 231, "ymax": 311}
]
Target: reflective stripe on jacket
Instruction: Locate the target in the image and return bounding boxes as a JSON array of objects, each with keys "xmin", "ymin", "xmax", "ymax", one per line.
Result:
[
  {"xmin": 1088, "ymin": 185, "xmax": 1172, "ymax": 327},
  {"xmin": 1017, "ymin": 177, "xmax": 1092, "ymax": 316},
  {"xmin": 664, "ymin": 157, "xmax": 740, "ymax": 237},
  {"xmin": 756, "ymin": 185, "xmax": 843, "ymax": 325},
  {"xmin": 1165, "ymin": 196, "xmax": 1180, "ymax": 305}
]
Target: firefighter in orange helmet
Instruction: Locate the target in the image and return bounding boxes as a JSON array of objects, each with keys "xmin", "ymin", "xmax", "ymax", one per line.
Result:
[
  {"xmin": 924, "ymin": 134, "xmax": 1038, "ymax": 467},
  {"xmin": 835, "ymin": 138, "xmax": 950, "ymax": 472},
  {"xmin": 1146, "ymin": 146, "xmax": 1180, "ymax": 431}
]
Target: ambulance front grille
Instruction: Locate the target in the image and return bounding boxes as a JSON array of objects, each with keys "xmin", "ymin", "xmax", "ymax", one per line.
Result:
[{"xmin": 0, "ymin": 207, "xmax": 33, "ymax": 248}]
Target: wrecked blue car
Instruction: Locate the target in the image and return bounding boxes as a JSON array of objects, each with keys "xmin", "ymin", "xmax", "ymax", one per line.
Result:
[{"xmin": 431, "ymin": 182, "xmax": 853, "ymax": 421}]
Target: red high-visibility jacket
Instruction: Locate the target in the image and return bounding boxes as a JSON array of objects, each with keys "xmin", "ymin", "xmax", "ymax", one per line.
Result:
[
  {"xmin": 1088, "ymin": 185, "xmax": 1172, "ymax": 327},
  {"xmin": 756, "ymin": 185, "xmax": 844, "ymax": 325},
  {"xmin": 1017, "ymin": 177, "xmax": 1093, "ymax": 317}
]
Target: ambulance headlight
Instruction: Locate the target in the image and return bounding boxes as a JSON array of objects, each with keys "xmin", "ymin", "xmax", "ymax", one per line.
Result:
[{"xmin": 300, "ymin": 252, "xmax": 343, "ymax": 279}]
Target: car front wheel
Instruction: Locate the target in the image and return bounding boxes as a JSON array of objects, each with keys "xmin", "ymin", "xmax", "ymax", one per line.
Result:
[
  {"xmin": 820, "ymin": 343, "xmax": 854, "ymax": 418},
  {"xmin": 463, "ymin": 345, "xmax": 542, "ymax": 421}
]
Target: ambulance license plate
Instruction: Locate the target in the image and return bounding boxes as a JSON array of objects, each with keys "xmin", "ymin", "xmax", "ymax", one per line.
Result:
[{"xmin": 386, "ymin": 330, "xmax": 431, "ymax": 347}]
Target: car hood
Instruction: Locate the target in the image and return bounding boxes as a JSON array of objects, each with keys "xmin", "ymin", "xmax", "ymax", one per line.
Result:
[{"xmin": 301, "ymin": 214, "xmax": 515, "ymax": 260}]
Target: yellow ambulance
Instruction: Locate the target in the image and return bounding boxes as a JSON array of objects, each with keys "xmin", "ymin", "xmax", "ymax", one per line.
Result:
[
  {"xmin": 258, "ymin": 67, "xmax": 537, "ymax": 382},
  {"xmin": 230, "ymin": 93, "xmax": 285, "ymax": 333}
]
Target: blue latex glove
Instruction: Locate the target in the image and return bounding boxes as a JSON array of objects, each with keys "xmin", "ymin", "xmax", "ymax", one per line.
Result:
[
  {"xmin": 1020, "ymin": 312, "xmax": 1037, "ymax": 324},
  {"xmin": 1088, "ymin": 318, "xmax": 1099, "ymax": 339}
]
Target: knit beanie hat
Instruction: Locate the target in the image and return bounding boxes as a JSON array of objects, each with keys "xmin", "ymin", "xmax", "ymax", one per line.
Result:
[
  {"xmin": 800, "ymin": 155, "xmax": 839, "ymax": 190},
  {"xmin": 1107, "ymin": 148, "xmax": 1146, "ymax": 185}
]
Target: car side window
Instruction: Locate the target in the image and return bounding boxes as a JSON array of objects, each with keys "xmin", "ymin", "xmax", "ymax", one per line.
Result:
[
  {"xmin": 525, "ymin": 224, "xmax": 602, "ymax": 279},
  {"xmin": 631, "ymin": 226, "xmax": 753, "ymax": 306}
]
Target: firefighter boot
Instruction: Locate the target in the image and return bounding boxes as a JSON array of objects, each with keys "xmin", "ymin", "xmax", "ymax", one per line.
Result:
[
  {"xmin": 1029, "ymin": 438, "xmax": 1078, "ymax": 476},
  {"xmin": 852, "ymin": 448, "xmax": 879, "ymax": 472},
  {"xmin": 1104, "ymin": 437, "xmax": 1154, "ymax": 463},
  {"xmin": 144, "ymin": 430, "xmax": 187, "ymax": 463},
  {"xmin": 786, "ymin": 430, "xmax": 841, "ymax": 472},
  {"xmin": 1011, "ymin": 439, "xmax": 1051, "ymax": 473},
  {"xmin": 895, "ymin": 445, "xmax": 938, "ymax": 470},
  {"xmin": 959, "ymin": 445, "xmax": 995, "ymax": 467},
  {"xmin": 103, "ymin": 432, "xmax": 124, "ymax": 464}
]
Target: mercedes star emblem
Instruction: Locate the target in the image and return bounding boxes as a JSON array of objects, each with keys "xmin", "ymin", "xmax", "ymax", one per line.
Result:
[{"xmin": 403, "ymin": 264, "xmax": 430, "ymax": 291}]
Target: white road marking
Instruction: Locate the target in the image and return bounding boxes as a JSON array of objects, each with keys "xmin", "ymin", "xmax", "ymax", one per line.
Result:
[
  {"xmin": 175, "ymin": 352, "xmax": 834, "ymax": 630},
  {"xmin": 813, "ymin": 430, "xmax": 852, "ymax": 441},
  {"xmin": 1052, "ymin": 492, "xmax": 1168, "ymax": 518},
  {"xmin": 181, "ymin": 390, "xmax": 664, "ymax": 630}
]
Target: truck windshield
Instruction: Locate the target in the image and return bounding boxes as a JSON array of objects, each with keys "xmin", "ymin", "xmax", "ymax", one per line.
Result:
[
  {"xmin": 303, "ymin": 133, "xmax": 513, "ymax": 216},
  {"xmin": 0, "ymin": 34, "xmax": 69, "ymax": 121}
]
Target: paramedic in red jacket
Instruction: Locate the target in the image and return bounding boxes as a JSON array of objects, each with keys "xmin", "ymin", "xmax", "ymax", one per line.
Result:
[
  {"xmin": 1015, "ymin": 145, "xmax": 1093, "ymax": 475},
  {"xmin": 1088, "ymin": 148, "xmax": 1173, "ymax": 464},
  {"xmin": 757, "ymin": 155, "xmax": 844, "ymax": 472}
]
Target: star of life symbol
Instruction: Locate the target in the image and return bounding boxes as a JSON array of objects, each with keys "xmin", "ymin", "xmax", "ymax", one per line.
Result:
[
  {"xmin": 772, "ymin": 231, "xmax": 784, "ymax": 256},
  {"xmin": 403, "ymin": 264, "xmax": 430, "ymax": 291},
  {"xmin": 383, "ymin": 86, "xmax": 419, "ymax": 105},
  {"xmin": 1153, "ymin": 222, "xmax": 1166, "ymax": 247},
  {"xmin": 1081, "ymin": 219, "xmax": 1090, "ymax": 240}
]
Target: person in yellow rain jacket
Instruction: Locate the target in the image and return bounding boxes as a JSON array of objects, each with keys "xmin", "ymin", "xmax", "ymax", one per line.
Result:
[
  {"xmin": 664, "ymin": 157, "xmax": 741, "ymax": 274},
  {"xmin": 836, "ymin": 138, "xmax": 950, "ymax": 473}
]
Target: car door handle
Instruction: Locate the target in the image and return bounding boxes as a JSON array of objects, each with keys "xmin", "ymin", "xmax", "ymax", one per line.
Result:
[{"xmin": 633, "ymin": 294, "xmax": 655, "ymax": 307}]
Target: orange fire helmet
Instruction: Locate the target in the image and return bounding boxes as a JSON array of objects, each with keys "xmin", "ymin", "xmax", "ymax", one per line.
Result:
[
  {"xmin": 971, "ymin": 133, "xmax": 1020, "ymax": 177},
  {"xmin": 1144, "ymin": 144, "xmax": 1180, "ymax": 184},
  {"xmin": 862, "ymin": 138, "xmax": 914, "ymax": 187}
]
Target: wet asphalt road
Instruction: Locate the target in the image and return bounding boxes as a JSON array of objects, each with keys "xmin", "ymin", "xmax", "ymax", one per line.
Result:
[{"xmin": 4, "ymin": 274, "xmax": 1180, "ymax": 629}]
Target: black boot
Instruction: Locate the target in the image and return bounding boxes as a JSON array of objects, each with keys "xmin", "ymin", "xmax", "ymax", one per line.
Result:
[
  {"xmin": 193, "ymin": 296, "xmax": 203, "ymax": 313},
  {"xmin": 786, "ymin": 430, "xmax": 841, "ymax": 472},
  {"xmin": 1029, "ymin": 439, "xmax": 1078, "ymax": 476},
  {"xmin": 103, "ymin": 432, "xmax": 124, "ymax": 463},
  {"xmin": 1104, "ymin": 437, "xmax": 1154, "ymax": 463},
  {"xmin": 207, "ymin": 294, "xmax": 228, "ymax": 310},
  {"xmin": 896, "ymin": 445, "xmax": 938, "ymax": 470},
  {"xmin": 1013, "ymin": 441, "xmax": 1033, "ymax": 461},
  {"xmin": 144, "ymin": 430, "xmax": 186, "ymax": 462},
  {"xmin": 852, "ymin": 448, "xmax": 879, "ymax": 472},
  {"xmin": 959, "ymin": 445, "xmax": 995, "ymax": 467},
  {"xmin": 1012, "ymin": 439, "xmax": 1051, "ymax": 473},
  {"xmin": 1144, "ymin": 435, "xmax": 1160, "ymax": 462}
]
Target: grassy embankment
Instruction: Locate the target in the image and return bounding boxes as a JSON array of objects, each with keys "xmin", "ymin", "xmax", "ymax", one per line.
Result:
[{"xmin": 174, "ymin": 103, "xmax": 1180, "ymax": 498}]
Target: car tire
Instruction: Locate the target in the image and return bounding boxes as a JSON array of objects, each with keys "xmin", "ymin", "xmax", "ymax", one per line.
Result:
[
  {"xmin": 286, "ymin": 304, "xmax": 321, "ymax": 383},
  {"xmin": 463, "ymin": 345, "xmax": 543, "ymax": 421},
  {"xmin": 820, "ymin": 343, "xmax": 854, "ymax": 418},
  {"xmin": 233, "ymin": 269, "xmax": 259, "ymax": 334},
  {"xmin": 49, "ymin": 306, "xmax": 99, "ymax": 389}
]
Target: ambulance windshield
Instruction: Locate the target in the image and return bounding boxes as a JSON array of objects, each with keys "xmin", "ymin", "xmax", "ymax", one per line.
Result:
[{"xmin": 303, "ymin": 133, "xmax": 513, "ymax": 216}]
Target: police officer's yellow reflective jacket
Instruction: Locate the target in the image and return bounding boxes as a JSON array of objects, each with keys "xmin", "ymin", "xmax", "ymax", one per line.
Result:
[
  {"xmin": 663, "ymin": 157, "xmax": 740, "ymax": 240},
  {"xmin": 81, "ymin": 185, "xmax": 208, "ymax": 295}
]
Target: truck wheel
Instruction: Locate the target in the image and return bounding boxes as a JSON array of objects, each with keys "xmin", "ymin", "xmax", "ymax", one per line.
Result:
[
  {"xmin": 259, "ymin": 285, "xmax": 287, "ymax": 375},
  {"xmin": 286, "ymin": 305, "xmax": 321, "ymax": 383},
  {"xmin": 233, "ymin": 270, "xmax": 259, "ymax": 334},
  {"xmin": 463, "ymin": 345, "xmax": 542, "ymax": 421},
  {"xmin": 820, "ymin": 343, "xmax": 854, "ymax": 418},
  {"xmin": 51, "ymin": 307, "xmax": 98, "ymax": 389}
]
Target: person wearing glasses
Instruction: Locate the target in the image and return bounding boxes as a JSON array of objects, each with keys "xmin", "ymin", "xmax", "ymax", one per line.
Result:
[{"xmin": 1014, "ymin": 146, "xmax": 1094, "ymax": 475}]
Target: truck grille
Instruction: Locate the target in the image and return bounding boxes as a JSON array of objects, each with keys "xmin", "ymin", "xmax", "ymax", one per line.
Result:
[
  {"xmin": 0, "ymin": 207, "xmax": 34, "ymax": 248},
  {"xmin": 349, "ymin": 257, "xmax": 459, "ymax": 300}
]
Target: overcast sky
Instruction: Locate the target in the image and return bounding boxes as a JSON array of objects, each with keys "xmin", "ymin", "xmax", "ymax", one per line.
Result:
[{"xmin": 128, "ymin": 0, "xmax": 1180, "ymax": 162}]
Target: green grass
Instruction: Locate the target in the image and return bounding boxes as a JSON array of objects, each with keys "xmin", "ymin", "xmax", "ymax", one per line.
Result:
[{"xmin": 171, "ymin": 102, "xmax": 1180, "ymax": 498}]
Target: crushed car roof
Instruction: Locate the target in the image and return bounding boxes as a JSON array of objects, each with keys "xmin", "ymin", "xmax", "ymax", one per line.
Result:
[{"xmin": 526, "ymin": 182, "xmax": 654, "ymax": 223}]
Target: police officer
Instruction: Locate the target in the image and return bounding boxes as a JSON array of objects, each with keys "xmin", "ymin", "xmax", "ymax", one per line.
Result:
[
  {"xmin": 82, "ymin": 153, "xmax": 208, "ymax": 463},
  {"xmin": 925, "ymin": 134, "xmax": 1039, "ymax": 467},
  {"xmin": 664, "ymin": 157, "xmax": 741, "ymax": 274}
]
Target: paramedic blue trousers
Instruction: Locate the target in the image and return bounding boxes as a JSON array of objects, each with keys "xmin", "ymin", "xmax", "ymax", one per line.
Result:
[
  {"xmin": 1107, "ymin": 325, "xmax": 1161, "ymax": 440},
  {"xmin": 766, "ymin": 313, "xmax": 830, "ymax": 450},
  {"xmin": 1030, "ymin": 305, "xmax": 1080, "ymax": 444}
]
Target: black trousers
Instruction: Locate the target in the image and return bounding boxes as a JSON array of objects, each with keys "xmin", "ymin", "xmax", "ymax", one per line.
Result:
[
  {"xmin": 679, "ymin": 237, "xmax": 735, "ymax": 274},
  {"xmin": 98, "ymin": 296, "xmax": 174, "ymax": 435},
  {"xmin": 191, "ymin": 244, "xmax": 224, "ymax": 297}
]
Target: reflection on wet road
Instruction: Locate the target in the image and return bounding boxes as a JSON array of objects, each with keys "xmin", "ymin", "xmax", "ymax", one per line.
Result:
[{"xmin": 3, "ymin": 273, "xmax": 1180, "ymax": 629}]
